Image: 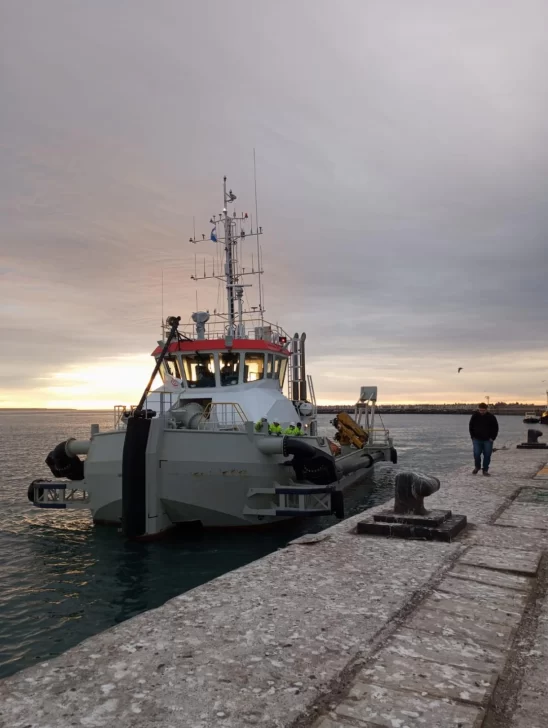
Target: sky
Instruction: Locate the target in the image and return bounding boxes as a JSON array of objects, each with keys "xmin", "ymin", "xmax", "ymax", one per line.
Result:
[{"xmin": 1, "ymin": 0, "xmax": 548, "ymax": 408}]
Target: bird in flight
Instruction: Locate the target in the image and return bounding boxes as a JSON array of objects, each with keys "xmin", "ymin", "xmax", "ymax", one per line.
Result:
[{"xmin": 458, "ymin": 367, "xmax": 463, "ymax": 373}]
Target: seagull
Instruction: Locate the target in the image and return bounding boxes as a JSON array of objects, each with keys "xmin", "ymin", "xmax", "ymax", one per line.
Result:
[{"xmin": 458, "ymin": 367, "xmax": 463, "ymax": 373}]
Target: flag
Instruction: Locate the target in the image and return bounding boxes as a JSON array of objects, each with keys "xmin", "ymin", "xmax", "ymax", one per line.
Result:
[{"xmin": 210, "ymin": 227, "xmax": 217, "ymax": 242}]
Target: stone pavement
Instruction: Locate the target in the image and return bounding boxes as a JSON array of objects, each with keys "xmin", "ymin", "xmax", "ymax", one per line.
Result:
[
  {"xmin": 1, "ymin": 447, "xmax": 547, "ymax": 728},
  {"xmin": 313, "ymin": 547, "xmax": 538, "ymax": 728},
  {"xmin": 314, "ymin": 457, "xmax": 548, "ymax": 728}
]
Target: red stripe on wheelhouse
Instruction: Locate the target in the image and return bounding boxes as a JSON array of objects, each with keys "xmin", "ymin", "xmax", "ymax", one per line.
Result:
[{"xmin": 151, "ymin": 339, "xmax": 290, "ymax": 356}]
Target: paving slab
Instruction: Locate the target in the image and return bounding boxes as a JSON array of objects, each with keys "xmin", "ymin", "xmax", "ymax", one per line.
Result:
[
  {"xmin": 407, "ymin": 607, "xmax": 515, "ymax": 648},
  {"xmin": 336, "ymin": 684, "xmax": 484, "ymax": 728},
  {"xmin": 515, "ymin": 487, "xmax": 548, "ymax": 504},
  {"xmin": 436, "ymin": 575, "xmax": 528, "ymax": 608},
  {"xmin": 380, "ymin": 628, "xmax": 506, "ymax": 672},
  {"xmin": 515, "ymin": 487, "xmax": 548, "ymax": 502},
  {"xmin": 460, "ymin": 546, "xmax": 542, "ymax": 575},
  {"xmin": 501, "ymin": 505, "xmax": 548, "ymax": 518},
  {"xmin": 314, "ymin": 718, "xmax": 363, "ymax": 728},
  {"xmin": 462, "ymin": 524, "xmax": 548, "ymax": 551},
  {"xmin": 495, "ymin": 513, "xmax": 548, "ymax": 531},
  {"xmin": 497, "ymin": 503, "xmax": 548, "ymax": 515},
  {"xmin": 424, "ymin": 590, "xmax": 523, "ymax": 626},
  {"xmin": 357, "ymin": 654, "xmax": 498, "ymax": 705},
  {"xmin": 449, "ymin": 563, "xmax": 532, "ymax": 592}
]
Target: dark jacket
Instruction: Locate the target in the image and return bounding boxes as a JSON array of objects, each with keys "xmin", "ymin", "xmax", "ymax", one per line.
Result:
[{"xmin": 469, "ymin": 411, "xmax": 499, "ymax": 441}]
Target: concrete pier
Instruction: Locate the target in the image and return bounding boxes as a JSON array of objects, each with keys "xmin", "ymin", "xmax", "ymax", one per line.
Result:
[{"xmin": 2, "ymin": 447, "xmax": 548, "ymax": 728}]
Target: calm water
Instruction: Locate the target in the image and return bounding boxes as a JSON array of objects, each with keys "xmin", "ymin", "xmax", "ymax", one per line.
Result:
[{"xmin": 0, "ymin": 411, "xmax": 528, "ymax": 679}]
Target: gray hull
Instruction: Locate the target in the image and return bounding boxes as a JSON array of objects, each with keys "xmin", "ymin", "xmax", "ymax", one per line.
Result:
[{"xmin": 83, "ymin": 423, "xmax": 390, "ymax": 532}]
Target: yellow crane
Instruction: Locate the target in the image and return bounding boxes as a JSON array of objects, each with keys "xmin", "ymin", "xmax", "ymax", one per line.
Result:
[{"xmin": 332, "ymin": 412, "xmax": 369, "ymax": 449}]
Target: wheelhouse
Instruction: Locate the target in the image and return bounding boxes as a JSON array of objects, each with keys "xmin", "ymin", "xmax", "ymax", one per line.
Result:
[{"xmin": 153, "ymin": 339, "xmax": 289, "ymax": 390}]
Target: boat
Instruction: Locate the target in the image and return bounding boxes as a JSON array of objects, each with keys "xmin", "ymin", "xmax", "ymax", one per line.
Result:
[
  {"xmin": 523, "ymin": 412, "xmax": 541, "ymax": 424},
  {"xmin": 541, "ymin": 391, "xmax": 548, "ymax": 426},
  {"xmin": 28, "ymin": 177, "xmax": 397, "ymax": 538}
]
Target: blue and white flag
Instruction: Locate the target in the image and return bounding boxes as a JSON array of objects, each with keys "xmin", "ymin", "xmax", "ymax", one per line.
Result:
[{"xmin": 210, "ymin": 227, "xmax": 217, "ymax": 242}]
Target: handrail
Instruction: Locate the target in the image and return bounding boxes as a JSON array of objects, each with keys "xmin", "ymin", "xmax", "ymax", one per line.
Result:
[
  {"xmin": 177, "ymin": 317, "xmax": 290, "ymax": 343},
  {"xmin": 196, "ymin": 402, "xmax": 248, "ymax": 432}
]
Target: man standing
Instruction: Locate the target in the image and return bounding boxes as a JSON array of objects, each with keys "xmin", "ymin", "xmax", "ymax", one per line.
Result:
[{"xmin": 469, "ymin": 403, "xmax": 499, "ymax": 476}]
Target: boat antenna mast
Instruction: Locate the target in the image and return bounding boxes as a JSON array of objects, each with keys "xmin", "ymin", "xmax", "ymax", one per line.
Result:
[{"xmin": 190, "ymin": 176, "xmax": 264, "ymax": 338}]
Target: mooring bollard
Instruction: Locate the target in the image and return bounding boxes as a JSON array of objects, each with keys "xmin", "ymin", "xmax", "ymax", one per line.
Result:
[
  {"xmin": 517, "ymin": 429, "xmax": 547, "ymax": 449},
  {"xmin": 393, "ymin": 472, "xmax": 440, "ymax": 516},
  {"xmin": 357, "ymin": 470, "xmax": 467, "ymax": 542}
]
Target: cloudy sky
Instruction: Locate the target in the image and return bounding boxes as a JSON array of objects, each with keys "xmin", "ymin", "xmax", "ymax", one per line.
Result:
[{"xmin": 1, "ymin": 0, "xmax": 548, "ymax": 407}]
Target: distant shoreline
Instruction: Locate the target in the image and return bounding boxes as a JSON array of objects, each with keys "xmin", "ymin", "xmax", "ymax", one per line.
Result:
[
  {"xmin": 0, "ymin": 406, "xmax": 542, "ymax": 416},
  {"xmin": 0, "ymin": 408, "xmax": 111, "ymax": 413}
]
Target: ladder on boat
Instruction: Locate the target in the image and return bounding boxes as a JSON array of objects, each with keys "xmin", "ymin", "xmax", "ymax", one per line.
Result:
[{"xmin": 287, "ymin": 333, "xmax": 317, "ymax": 417}]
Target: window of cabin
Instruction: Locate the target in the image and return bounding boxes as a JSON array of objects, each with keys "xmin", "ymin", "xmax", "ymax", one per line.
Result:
[
  {"xmin": 220, "ymin": 352, "xmax": 240, "ymax": 386},
  {"xmin": 244, "ymin": 353, "xmax": 265, "ymax": 382},
  {"xmin": 164, "ymin": 355, "xmax": 182, "ymax": 380},
  {"xmin": 279, "ymin": 358, "xmax": 287, "ymax": 386},
  {"xmin": 266, "ymin": 354, "xmax": 274, "ymax": 379},
  {"xmin": 274, "ymin": 356, "xmax": 288, "ymax": 386},
  {"xmin": 182, "ymin": 353, "xmax": 216, "ymax": 388}
]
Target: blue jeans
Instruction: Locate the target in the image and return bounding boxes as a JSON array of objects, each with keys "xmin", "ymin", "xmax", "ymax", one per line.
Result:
[{"xmin": 473, "ymin": 439, "xmax": 493, "ymax": 471}]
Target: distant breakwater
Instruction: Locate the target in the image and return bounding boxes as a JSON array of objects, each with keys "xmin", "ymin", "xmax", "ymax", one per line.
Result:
[{"xmin": 317, "ymin": 405, "xmax": 540, "ymax": 416}]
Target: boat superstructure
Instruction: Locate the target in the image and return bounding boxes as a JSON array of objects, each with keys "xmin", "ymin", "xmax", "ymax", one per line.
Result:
[{"xmin": 30, "ymin": 177, "xmax": 396, "ymax": 538}]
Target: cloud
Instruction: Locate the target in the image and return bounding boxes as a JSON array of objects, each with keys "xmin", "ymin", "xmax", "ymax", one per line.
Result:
[{"xmin": 1, "ymin": 0, "xmax": 548, "ymax": 407}]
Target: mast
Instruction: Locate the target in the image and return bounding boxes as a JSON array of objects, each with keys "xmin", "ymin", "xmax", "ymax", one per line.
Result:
[
  {"xmin": 223, "ymin": 176, "xmax": 236, "ymax": 335},
  {"xmin": 189, "ymin": 176, "xmax": 265, "ymax": 338},
  {"xmin": 253, "ymin": 149, "xmax": 264, "ymax": 327}
]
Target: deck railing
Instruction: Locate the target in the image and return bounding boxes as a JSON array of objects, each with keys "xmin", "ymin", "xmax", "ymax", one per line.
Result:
[{"xmin": 197, "ymin": 402, "xmax": 248, "ymax": 432}]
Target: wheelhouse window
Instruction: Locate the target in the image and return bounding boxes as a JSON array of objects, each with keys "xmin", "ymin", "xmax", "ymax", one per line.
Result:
[
  {"xmin": 274, "ymin": 356, "xmax": 288, "ymax": 386},
  {"xmin": 220, "ymin": 352, "xmax": 240, "ymax": 386},
  {"xmin": 244, "ymin": 353, "xmax": 265, "ymax": 382},
  {"xmin": 164, "ymin": 355, "xmax": 182, "ymax": 380},
  {"xmin": 266, "ymin": 354, "xmax": 274, "ymax": 379},
  {"xmin": 182, "ymin": 353, "xmax": 216, "ymax": 388}
]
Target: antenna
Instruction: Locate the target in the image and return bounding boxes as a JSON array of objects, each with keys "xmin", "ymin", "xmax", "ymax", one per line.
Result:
[
  {"xmin": 161, "ymin": 267, "xmax": 164, "ymax": 340},
  {"xmin": 253, "ymin": 148, "xmax": 264, "ymax": 325}
]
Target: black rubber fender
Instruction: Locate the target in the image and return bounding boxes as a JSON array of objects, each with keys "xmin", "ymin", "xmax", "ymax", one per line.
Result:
[
  {"xmin": 45, "ymin": 441, "xmax": 85, "ymax": 481},
  {"xmin": 122, "ymin": 416, "xmax": 151, "ymax": 538},
  {"xmin": 390, "ymin": 447, "xmax": 398, "ymax": 464},
  {"xmin": 283, "ymin": 436, "xmax": 339, "ymax": 485},
  {"xmin": 331, "ymin": 490, "xmax": 345, "ymax": 519}
]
